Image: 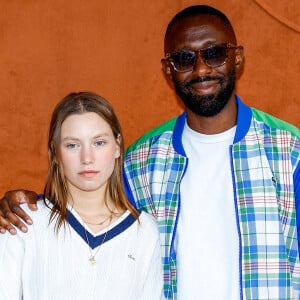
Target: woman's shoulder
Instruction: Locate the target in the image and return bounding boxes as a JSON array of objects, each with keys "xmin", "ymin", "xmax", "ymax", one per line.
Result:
[
  {"xmin": 138, "ymin": 211, "xmax": 159, "ymax": 234},
  {"xmin": 20, "ymin": 199, "xmax": 52, "ymax": 222},
  {"xmin": 139, "ymin": 211, "xmax": 156, "ymax": 222}
]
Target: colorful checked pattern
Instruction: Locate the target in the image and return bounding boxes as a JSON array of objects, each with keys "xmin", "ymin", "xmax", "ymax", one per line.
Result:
[{"xmin": 123, "ymin": 96, "xmax": 300, "ymax": 300}]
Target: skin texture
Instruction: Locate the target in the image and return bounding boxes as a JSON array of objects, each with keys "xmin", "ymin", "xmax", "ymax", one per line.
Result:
[{"xmin": 0, "ymin": 13, "xmax": 244, "ymax": 234}]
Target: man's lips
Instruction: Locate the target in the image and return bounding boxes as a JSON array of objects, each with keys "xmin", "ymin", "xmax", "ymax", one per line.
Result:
[
  {"xmin": 190, "ymin": 76, "xmax": 222, "ymax": 84},
  {"xmin": 190, "ymin": 79, "xmax": 219, "ymax": 93},
  {"xmin": 78, "ymin": 170, "xmax": 99, "ymax": 178}
]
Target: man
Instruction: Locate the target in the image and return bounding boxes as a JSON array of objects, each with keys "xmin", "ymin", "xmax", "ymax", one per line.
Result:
[{"xmin": 1, "ymin": 5, "xmax": 300, "ymax": 300}]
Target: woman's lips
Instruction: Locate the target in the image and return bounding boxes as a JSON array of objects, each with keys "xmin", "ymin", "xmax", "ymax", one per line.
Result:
[{"xmin": 78, "ymin": 170, "xmax": 99, "ymax": 178}]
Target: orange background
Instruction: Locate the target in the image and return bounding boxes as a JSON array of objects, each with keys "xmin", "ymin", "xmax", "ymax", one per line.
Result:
[{"xmin": 0, "ymin": 0, "xmax": 299, "ymax": 193}]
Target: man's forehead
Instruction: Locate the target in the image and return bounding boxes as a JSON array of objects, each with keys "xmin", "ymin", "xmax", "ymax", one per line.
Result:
[
  {"xmin": 165, "ymin": 21, "xmax": 229, "ymax": 50},
  {"xmin": 169, "ymin": 14, "xmax": 227, "ymax": 34},
  {"xmin": 165, "ymin": 15, "xmax": 235, "ymax": 51}
]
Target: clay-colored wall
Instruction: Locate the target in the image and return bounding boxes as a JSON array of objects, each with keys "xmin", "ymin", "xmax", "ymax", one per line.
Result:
[{"xmin": 0, "ymin": 0, "xmax": 299, "ymax": 193}]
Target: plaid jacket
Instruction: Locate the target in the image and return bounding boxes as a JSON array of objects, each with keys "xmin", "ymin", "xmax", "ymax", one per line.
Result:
[{"xmin": 123, "ymin": 95, "xmax": 300, "ymax": 300}]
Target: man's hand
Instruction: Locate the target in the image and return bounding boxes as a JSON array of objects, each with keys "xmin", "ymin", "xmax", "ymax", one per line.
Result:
[{"xmin": 0, "ymin": 190, "xmax": 39, "ymax": 234}]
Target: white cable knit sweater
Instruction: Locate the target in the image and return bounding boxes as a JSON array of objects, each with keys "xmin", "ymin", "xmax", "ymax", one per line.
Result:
[{"xmin": 0, "ymin": 202, "xmax": 163, "ymax": 300}]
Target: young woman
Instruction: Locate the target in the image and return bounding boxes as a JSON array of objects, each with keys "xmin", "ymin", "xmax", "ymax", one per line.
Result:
[{"xmin": 0, "ymin": 92, "xmax": 163, "ymax": 299}]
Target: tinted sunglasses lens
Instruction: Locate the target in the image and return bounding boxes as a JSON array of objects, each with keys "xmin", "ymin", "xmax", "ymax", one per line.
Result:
[
  {"xmin": 203, "ymin": 45, "xmax": 227, "ymax": 67},
  {"xmin": 170, "ymin": 50, "xmax": 196, "ymax": 71}
]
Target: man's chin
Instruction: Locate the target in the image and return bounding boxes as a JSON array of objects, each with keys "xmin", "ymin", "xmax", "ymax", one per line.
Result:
[
  {"xmin": 185, "ymin": 95, "xmax": 228, "ymax": 117},
  {"xmin": 190, "ymin": 107, "xmax": 222, "ymax": 117}
]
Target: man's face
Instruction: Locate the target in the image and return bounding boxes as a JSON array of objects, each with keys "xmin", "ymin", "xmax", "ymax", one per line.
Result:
[
  {"xmin": 163, "ymin": 15, "xmax": 240, "ymax": 117},
  {"xmin": 173, "ymin": 68, "xmax": 236, "ymax": 117}
]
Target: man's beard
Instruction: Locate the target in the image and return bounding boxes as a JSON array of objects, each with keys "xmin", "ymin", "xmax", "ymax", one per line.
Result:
[{"xmin": 174, "ymin": 71, "xmax": 236, "ymax": 117}]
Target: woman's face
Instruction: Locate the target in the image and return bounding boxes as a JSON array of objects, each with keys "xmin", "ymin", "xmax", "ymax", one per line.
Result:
[{"xmin": 59, "ymin": 112, "xmax": 120, "ymax": 196}]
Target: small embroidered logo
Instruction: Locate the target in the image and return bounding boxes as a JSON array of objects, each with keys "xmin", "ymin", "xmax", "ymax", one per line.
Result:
[{"xmin": 128, "ymin": 254, "xmax": 135, "ymax": 261}]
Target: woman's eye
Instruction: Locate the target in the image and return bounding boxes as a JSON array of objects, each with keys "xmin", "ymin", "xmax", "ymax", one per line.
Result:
[
  {"xmin": 66, "ymin": 143, "xmax": 77, "ymax": 149},
  {"xmin": 95, "ymin": 140, "xmax": 105, "ymax": 147}
]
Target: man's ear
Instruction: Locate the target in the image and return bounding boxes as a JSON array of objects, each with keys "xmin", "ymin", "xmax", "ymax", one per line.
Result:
[
  {"xmin": 161, "ymin": 58, "xmax": 174, "ymax": 86},
  {"xmin": 235, "ymin": 46, "xmax": 244, "ymax": 71}
]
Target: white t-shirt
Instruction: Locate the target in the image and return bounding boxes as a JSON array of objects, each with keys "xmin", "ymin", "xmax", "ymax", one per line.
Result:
[
  {"xmin": 0, "ymin": 201, "xmax": 163, "ymax": 300},
  {"xmin": 177, "ymin": 122, "xmax": 240, "ymax": 299}
]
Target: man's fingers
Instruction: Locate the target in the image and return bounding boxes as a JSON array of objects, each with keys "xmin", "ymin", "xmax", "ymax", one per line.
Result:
[
  {"xmin": 0, "ymin": 214, "xmax": 17, "ymax": 235},
  {"xmin": 0, "ymin": 214, "xmax": 8, "ymax": 234},
  {"xmin": 0, "ymin": 191, "xmax": 32, "ymax": 233},
  {"xmin": 9, "ymin": 204, "xmax": 33, "ymax": 225},
  {"xmin": 0, "ymin": 189, "xmax": 38, "ymax": 233},
  {"xmin": 5, "ymin": 190, "xmax": 28, "ymax": 204},
  {"xmin": 5, "ymin": 191, "xmax": 36, "ymax": 223},
  {"xmin": 24, "ymin": 190, "xmax": 39, "ymax": 210},
  {"xmin": 5, "ymin": 189, "xmax": 38, "ymax": 206},
  {"xmin": 0, "ymin": 209, "xmax": 28, "ymax": 233}
]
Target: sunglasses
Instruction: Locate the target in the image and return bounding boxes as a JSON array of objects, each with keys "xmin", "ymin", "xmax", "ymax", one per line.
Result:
[{"xmin": 165, "ymin": 43, "xmax": 237, "ymax": 72}]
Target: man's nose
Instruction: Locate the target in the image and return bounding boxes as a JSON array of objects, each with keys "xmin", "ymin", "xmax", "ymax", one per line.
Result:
[{"xmin": 192, "ymin": 52, "xmax": 212, "ymax": 75}]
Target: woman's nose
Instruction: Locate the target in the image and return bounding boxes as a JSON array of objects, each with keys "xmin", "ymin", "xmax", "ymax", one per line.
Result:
[{"xmin": 81, "ymin": 147, "xmax": 94, "ymax": 164}]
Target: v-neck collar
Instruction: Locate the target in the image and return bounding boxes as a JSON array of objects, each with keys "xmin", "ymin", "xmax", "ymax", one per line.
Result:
[{"xmin": 66, "ymin": 209, "xmax": 139, "ymax": 249}]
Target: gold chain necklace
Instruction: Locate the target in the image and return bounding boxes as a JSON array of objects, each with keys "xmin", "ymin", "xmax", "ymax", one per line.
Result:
[
  {"xmin": 82, "ymin": 214, "xmax": 112, "ymax": 226},
  {"xmin": 83, "ymin": 215, "xmax": 112, "ymax": 265}
]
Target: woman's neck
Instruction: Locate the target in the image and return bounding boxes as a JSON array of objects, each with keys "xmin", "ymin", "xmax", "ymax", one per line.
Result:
[
  {"xmin": 68, "ymin": 187, "xmax": 124, "ymax": 233},
  {"xmin": 70, "ymin": 186, "xmax": 108, "ymax": 210}
]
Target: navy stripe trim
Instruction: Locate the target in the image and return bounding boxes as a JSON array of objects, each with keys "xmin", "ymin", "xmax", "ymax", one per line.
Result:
[{"xmin": 67, "ymin": 210, "xmax": 139, "ymax": 249}]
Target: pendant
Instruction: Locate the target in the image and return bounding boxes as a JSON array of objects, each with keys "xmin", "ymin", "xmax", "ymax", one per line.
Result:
[{"xmin": 89, "ymin": 256, "xmax": 96, "ymax": 265}]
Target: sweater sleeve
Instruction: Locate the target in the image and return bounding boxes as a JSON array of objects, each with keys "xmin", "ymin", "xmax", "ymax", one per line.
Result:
[
  {"xmin": 141, "ymin": 238, "xmax": 164, "ymax": 299},
  {"xmin": 138, "ymin": 214, "xmax": 164, "ymax": 300},
  {"xmin": 0, "ymin": 233, "xmax": 24, "ymax": 299}
]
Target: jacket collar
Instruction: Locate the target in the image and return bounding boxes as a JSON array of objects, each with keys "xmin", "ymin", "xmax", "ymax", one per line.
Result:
[{"xmin": 172, "ymin": 94, "xmax": 252, "ymax": 155}]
